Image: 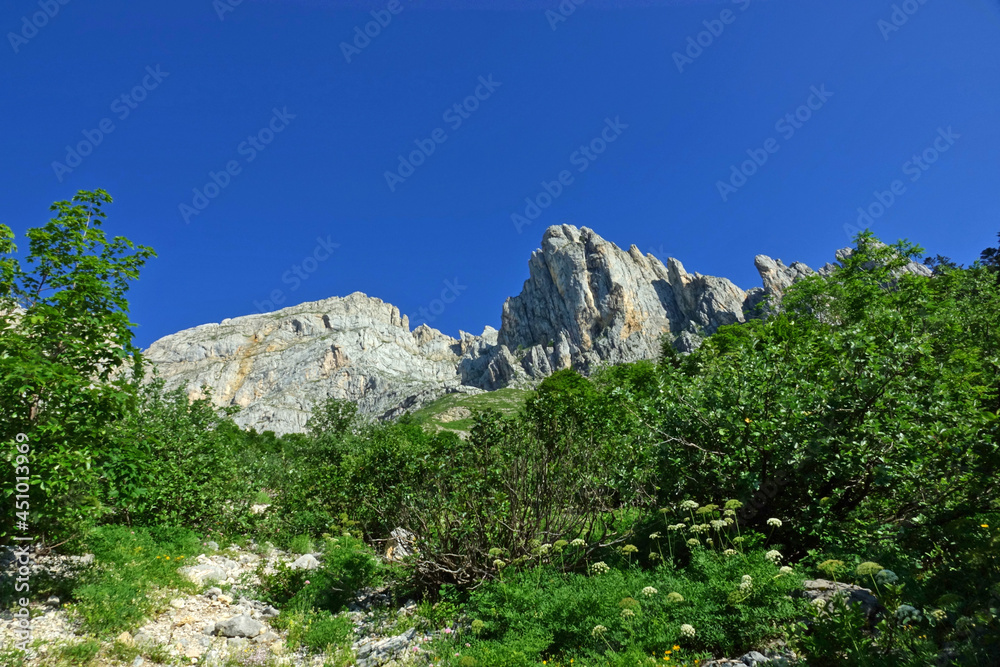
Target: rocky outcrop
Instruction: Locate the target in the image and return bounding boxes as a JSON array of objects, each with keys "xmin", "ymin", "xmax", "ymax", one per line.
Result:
[
  {"xmin": 494, "ymin": 224, "xmax": 748, "ymax": 374},
  {"xmin": 144, "ymin": 225, "xmax": 933, "ymax": 434},
  {"xmin": 144, "ymin": 292, "xmax": 484, "ymax": 434}
]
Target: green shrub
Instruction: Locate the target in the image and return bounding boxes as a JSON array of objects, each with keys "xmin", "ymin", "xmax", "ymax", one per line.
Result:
[
  {"xmin": 103, "ymin": 381, "xmax": 264, "ymax": 535},
  {"xmin": 257, "ymin": 534, "xmax": 381, "ymax": 613},
  {"xmin": 301, "ymin": 612, "xmax": 354, "ymax": 653},
  {"xmin": 464, "ymin": 548, "xmax": 803, "ymax": 663},
  {"xmin": 647, "ymin": 233, "xmax": 1000, "ymax": 559}
]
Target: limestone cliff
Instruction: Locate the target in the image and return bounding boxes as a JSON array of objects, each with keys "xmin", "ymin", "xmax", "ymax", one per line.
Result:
[
  {"xmin": 145, "ymin": 225, "xmax": 931, "ymax": 434},
  {"xmin": 144, "ymin": 292, "xmax": 483, "ymax": 434}
]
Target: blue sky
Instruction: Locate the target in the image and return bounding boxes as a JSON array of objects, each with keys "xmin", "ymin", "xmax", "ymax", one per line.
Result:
[{"xmin": 3, "ymin": 0, "xmax": 999, "ymax": 348}]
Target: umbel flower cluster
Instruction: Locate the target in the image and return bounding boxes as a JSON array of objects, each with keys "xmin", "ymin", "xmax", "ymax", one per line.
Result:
[{"xmin": 648, "ymin": 498, "xmax": 786, "ymax": 563}]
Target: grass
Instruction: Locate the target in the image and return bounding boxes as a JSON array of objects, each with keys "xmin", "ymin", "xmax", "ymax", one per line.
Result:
[
  {"xmin": 67, "ymin": 525, "xmax": 202, "ymax": 636},
  {"xmin": 289, "ymin": 534, "xmax": 315, "ymax": 555},
  {"xmin": 409, "ymin": 388, "xmax": 534, "ymax": 435},
  {"xmin": 107, "ymin": 639, "xmax": 173, "ymax": 665},
  {"xmin": 56, "ymin": 639, "xmax": 101, "ymax": 666},
  {"xmin": 0, "ymin": 643, "xmax": 27, "ymax": 667}
]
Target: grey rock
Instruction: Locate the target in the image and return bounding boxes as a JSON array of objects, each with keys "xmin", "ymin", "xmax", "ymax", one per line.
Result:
[
  {"xmin": 384, "ymin": 527, "xmax": 415, "ymax": 561},
  {"xmin": 497, "ymin": 226, "xmax": 747, "ymax": 376},
  {"xmin": 144, "ymin": 292, "xmax": 472, "ymax": 435},
  {"xmin": 218, "ymin": 557, "xmax": 240, "ymax": 572},
  {"xmin": 798, "ymin": 579, "xmax": 883, "ymax": 623},
  {"xmin": 260, "ymin": 605, "xmax": 280, "ymax": 619},
  {"xmin": 204, "ymin": 587, "xmax": 223, "ymax": 598},
  {"xmin": 178, "ymin": 563, "xmax": 226, "ymax": 585},
  {"xmin": 289, "ymin": 554, "xmax": 320, "ymax": 570},
  {"xmin": 355, "ymin": 639, "xmax": 375, "ymax": 659},
  {"xmin": 202, "ymin": 622, "xmax": 216, "ymax": 636},
  {"xmin": 254, "ymin": 631, "xmax": 280, "ymax": 644},
  {"xmin": 205, "ymin": 540, "xmax": 220, "ymax": 551},
  {"xmin": 215, "ymin": 614, "xmax": 263, "ymax": 638},
  {"xmin": 739, "ymin": 651, "xmax": 771, "ymax": 665},
  {"xmin": 131, "ymin": 657, "xmax": 144, "ymax": 667},
  {"xmin": 45, "ymin": 596, "xmax": 60, "ymax": 607}
]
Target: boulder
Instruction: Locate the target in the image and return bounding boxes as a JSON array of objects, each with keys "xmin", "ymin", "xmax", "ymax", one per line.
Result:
[
  {"xmin": 178, "ymin": 563, "xmax": 226, "ymax": 585},
  {"xmin": 289, "ymin": 554, "xmax": 320, "ymax": 570},
  {"xmin": 215, "ymin": 615, "xmax": 263, "ymax": 638},
  {"xmin": 797, "ymin": 579, "xmax": 883, "ymax": 623},
  {"xmin": 385, "ymin": 527, "xmax": 416, "ymax": 561}
]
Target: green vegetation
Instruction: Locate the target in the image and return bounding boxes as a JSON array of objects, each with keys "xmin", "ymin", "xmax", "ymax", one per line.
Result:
[
  {"xmin": 409, "ymin": 387, "xmax": 534, "ymax": 435},
  {"xmin": 2, "ymin": 191, "xmax": 999, "ymax": 665},
  {"xmin": 0, "ymin": 190, "xmax": 155, "ymax": 539},
  {"xmin": 257, "ymin": 534, "xmax": 384, "ymax": 613},
  {"xmin": 460, "ymin": 548, "xmax": 803, "ymax": 664},
  {"xmin": 68, "ymin": 525, "xmax": 201, "ymax": 634}
]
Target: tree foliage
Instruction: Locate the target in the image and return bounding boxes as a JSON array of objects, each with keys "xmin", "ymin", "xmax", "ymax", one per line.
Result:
[
  {"xmin": 0, "ymin": 190, "xmax": 154, "ymax": 539},
  {"xmin": 645, "ymin": 233, "xmax": 1000, "ymax": 552}
]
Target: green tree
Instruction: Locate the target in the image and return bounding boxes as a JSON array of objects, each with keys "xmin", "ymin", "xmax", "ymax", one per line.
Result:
[
  {"xmin": 0, "ymin": 190, "xmax": 155, "ymax": 540},
  {"xmin": 648, "ymin": 232, "xmax": 1000, "ymax": 550}
]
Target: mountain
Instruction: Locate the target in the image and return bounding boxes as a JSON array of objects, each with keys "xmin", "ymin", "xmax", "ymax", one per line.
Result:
[{"xmin": 144, "ymin": 225, "xmax": 930, "ymax": 434}]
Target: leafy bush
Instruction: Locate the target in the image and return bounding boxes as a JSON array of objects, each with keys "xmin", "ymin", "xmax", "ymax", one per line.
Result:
[
  {"xmin": 300, "ymin": 611, "xmax": 354, "ymax": 653},
  {"xmin": 642, "ymin": 234, "xmax": 1000, "ymax": 555},
  {"xmin": 257, "ymin": 534, "xmax": 381, "ymax": 613},
  {"xmin": 103, "ymin": 379, "xmax": 265, "ymax": 534},
  {"xmin": 392, "ymin": 370, "xmax": 657, "ymax": 587},
  {"xmin": 465, "ymin": 548, "xmax": 803, "ymax": 662}
]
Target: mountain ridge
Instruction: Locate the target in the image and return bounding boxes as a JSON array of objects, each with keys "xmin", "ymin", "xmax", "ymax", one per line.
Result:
[{"xmin": 144, "ymin": 225, "xmax": 931, "ymax": 434}]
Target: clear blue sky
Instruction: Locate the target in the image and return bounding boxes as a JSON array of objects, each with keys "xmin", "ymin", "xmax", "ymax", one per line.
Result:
[{"xmin": 3, "ymin": 0, "xmax": 999, "ymax": 348}]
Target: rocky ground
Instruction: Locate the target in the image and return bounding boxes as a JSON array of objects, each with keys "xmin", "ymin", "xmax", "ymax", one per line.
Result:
[
  {"xmin": 0, "ymin": 542, "xmax": 451, "ymax": 667},
  {"xmin": 2, "ymin": 542, "xmax": 875, "ymax": 667}
]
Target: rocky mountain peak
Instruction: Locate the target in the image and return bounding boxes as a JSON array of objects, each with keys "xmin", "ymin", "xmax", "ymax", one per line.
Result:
[{"xmin": 144, "ymin": 224, "xmax": 929, "ymax": 434}]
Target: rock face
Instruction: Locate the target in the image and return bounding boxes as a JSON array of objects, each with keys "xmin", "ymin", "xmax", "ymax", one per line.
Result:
[
  {"xmin": 494, "ymin": 224, "xmax": 748, "ymax": 374},
  {"xmin": 144, "ymin": 292, "xmax": 484, "ymax": 434},
  {"xmin": 145, "ymin": 225, "xmax": 932, "ymax": 434}
]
